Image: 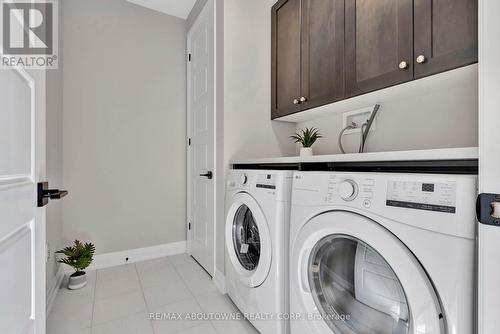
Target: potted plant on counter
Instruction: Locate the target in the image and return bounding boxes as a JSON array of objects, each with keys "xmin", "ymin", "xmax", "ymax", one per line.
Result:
[
  {"xmin": 290, "ymin": 127, "xmax": 323, "ymax": 157},
  {"xmin": 57, "ymin": 240, "xmax": 95, "ymax": 290}
]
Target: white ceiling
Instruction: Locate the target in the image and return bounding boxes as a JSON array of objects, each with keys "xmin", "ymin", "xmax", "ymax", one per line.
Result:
[{"xmin": 126, "ymin": 0, "xmax": 197, "ymax": 19}]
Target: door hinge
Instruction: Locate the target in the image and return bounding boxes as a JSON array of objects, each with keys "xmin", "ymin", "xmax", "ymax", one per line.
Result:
[
  {"xmin": 477, "ymin": 193, "xmax": 500, "ymax": 227},
  {"xmin": 188, "ymin": 138, "xmax": 191, "ymax": 146},
  {"xmin": 188, "ymin": 53, "xmax": 191, "ymax": 62},
  {"xmin": 188, "ymin": 222, "xmax": 191, "ymax": 230}
]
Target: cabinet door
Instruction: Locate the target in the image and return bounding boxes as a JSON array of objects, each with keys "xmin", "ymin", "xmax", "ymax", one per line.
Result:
[
  {"xmin": 414, "ymin": 0, "xmax": 478, "ymax": 79},
  {"xmin": 300, "ymin": 0, "xmax": 345, "ymax": 111},
  {"xmin": 345, "ymin": 0, "xmax": 414, "ymax": 97},
  {"xmin": 271, "ymin": 0, "xmax": 302, "ymax": 119}
]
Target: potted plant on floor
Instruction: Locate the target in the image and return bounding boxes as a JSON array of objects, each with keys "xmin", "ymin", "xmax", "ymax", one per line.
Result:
[
  {"xmin": 57, "ymin": 240, "xmax": 95, "ymax": 290},
  {"xmin": 290, "ymin": 127, "xmax": 323, "ymax": 157}
]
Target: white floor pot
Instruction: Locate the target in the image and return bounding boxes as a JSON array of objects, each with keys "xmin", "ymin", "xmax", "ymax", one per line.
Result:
[
  {"xmin": 300, "ymin": 147, "xmax": 313, "ymax": 157},
  {"xmin": 68, "ymin": 271, "xmax": 87, "ymax": 290}
]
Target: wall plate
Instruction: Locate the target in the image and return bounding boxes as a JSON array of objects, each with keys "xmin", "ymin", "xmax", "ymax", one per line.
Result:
[
  {"xmin": 477, "ymin": 193, "xmax": 500, "ymax": 227},
  {"xmin": 342, "ymin": 106, "xmax": 378, "ymax": 135}
]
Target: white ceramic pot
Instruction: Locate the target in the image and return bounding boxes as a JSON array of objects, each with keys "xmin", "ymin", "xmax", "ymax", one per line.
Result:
[
  {"xmin": 300, "ymin": 147, "xmax": 313, "ymax": 157},
  {"xmin": 68, "ymin": 271, "xmax": 87, "ymax": 290}
]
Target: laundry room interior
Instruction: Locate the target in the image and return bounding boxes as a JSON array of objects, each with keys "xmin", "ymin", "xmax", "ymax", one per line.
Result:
[{"xmin": 2, "ymin": 0, "xmax": 500, "ymax": 333}]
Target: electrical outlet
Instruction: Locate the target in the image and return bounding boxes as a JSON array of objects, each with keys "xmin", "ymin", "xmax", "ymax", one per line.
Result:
[{"xmin": 342, "ymin": 106, "xmax": 378, "ymax": 135}]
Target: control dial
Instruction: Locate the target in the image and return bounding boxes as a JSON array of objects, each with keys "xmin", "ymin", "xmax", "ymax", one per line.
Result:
[
  {"xmin": 339, "ymin": 180, "xmax": 358, "ymax": 201},
  {"xmin": 239, "ymin": 174, "xmax": 248, "ymax": 186}
]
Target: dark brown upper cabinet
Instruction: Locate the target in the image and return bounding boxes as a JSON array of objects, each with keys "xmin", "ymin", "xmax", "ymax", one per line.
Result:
[
  {"xmin": 414, "ymin": 0, "xmax": 478, "ymax": 79},
  {"xmin": 271, "ymin": 0, "xmax": 478, "ymax": 119},
  {"xmin": 300, "ymin": 0, "xmax": 345, "ymax": 111},
  {"xmin": 271, "ymin": 0, "xmax": 302, "ymax": 119},
  {"xmin": 345, "ymin": 0, "xmax": 414, "ymax": 97},
  {"xmin": 272, "ymin": 0, "xmax": 345, "ymax": 119}
]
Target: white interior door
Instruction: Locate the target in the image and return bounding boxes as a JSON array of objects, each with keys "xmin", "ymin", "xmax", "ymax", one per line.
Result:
[
  {"xmin": 0, "ymin": 67, "xmax": 46, "ymax": 333},
  {"xmin": 187, "ymin": 0, "xmax": 215, "ymax": 276},
  {"xmin": 478, "ymin": 0, "xmax": 500, "ymax": 332}
]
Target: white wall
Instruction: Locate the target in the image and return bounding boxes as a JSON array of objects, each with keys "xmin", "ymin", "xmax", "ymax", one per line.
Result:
[
  {"xmin": 61, "ymin": 0, "xmax": 187, "ymax": 254},
  {"xmin": 224, "ymin": 0, "xmax": 296, "ymax": 162},
  {"xmin": 223, "ymin": 0, "xmax": 296, "ymax": 162},
  {"xmin": 218, "ymin": 0, "xmax": 297, "ymax": 272},
  {"xmin": 297, "ymin": 74, "xmax": 478, "ymax": 154}
]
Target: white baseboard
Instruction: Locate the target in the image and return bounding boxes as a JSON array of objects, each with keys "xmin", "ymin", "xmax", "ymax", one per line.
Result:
[
  {"xmin": 88, "ymin": 241, "xmax": 187, "ymax": 271},
  {"xmin": 213, "ymin": 268, "xmax": 226, "ymax": 294},
  {"xmin": 46, "ymin": 265, "xmax": 65, "ymax": 315}
]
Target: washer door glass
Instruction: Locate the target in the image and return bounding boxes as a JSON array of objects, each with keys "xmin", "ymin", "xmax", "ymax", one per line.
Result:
[
  {"xmin": 309, "ymin": 235, "xmax": 410, "ymax": 334},
  {"xmin": 232, "ymin": 204, "xmax": 260, "ymax": 271}
]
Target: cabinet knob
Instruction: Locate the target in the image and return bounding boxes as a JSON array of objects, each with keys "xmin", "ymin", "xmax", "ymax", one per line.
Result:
[
  {"xmin": 416, "ymin": 55, "xmax": 427, "ymax": 64},
  {"xmin": 293, "ymin": 98, "xmax": 300, "ymax": 105},
  {"xmin": 398, "ymin": 61, "xmax": 409, "ymax": 70},
  {"xmin": 300, "ymin": 97, "xmax": 307, "ymax": 103}
]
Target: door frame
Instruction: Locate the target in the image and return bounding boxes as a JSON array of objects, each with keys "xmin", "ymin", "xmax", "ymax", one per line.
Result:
[
  {"xmin": 186, "ymin": 0, "xmax": 217, "ymax": 276},
  {"xmin": 478, "ymin": 0, "xmax": 500, "ymax": 333}
]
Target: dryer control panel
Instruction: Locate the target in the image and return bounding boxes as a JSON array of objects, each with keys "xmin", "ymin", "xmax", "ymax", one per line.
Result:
[
  {"xmin": 386, "ymin": 181, "xmax": 457, "ymax": 213},
  {"xmin": 292, "ymin": 171, "xmax": 477, "ymax": 239},
  {"xmin": 325, "ymin": 175, "xmax": 376, "ymax": 208}
]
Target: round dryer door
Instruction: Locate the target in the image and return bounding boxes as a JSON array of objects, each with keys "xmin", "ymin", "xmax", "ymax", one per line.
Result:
[
  {"xmin": 226, "ymin": 192, "xmax": 272, "ymax": 288},
  {"xmin": 292, "ymin": 211, "xmax": 444, "ymax": 334},
  {"xmin": 309, "ymin": 235, "xmax": 410, "ymax": 334}
]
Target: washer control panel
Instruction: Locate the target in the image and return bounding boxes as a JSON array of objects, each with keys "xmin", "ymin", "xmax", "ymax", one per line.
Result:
[
  {"xmin": 256, "ymin": 173, "xmax": 277, "ymax": 190},
  {"xmin": 386, "ymin": 181, "xmax": 457, "ymax": 214},
  {"xmin": 227, "ymin": 170, "xmax": 293, "ymax": 202},
  {"xmin": 228, "ymin": 172, "xmax": 277, "ymax": 189},
  {"xmin": 238, "ymin": 173, "xmax": 248, "ymax": 186}
]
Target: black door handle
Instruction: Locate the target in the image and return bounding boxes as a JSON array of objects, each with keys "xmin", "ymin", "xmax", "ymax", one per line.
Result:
[
  {"xmin": 200, "ymin": 171, "xmax": 213, "ymax": 180},
  {"xmin": 37, "ymin": 182, "xmax": 69, "ymax": 207}
]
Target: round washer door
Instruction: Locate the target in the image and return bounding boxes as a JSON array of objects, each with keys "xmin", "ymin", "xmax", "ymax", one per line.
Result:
[
  {"xmin": 292, "ymin": 211, "xmax": 444, "ymax": 334},
  {"xmin": 226, "ymin": 192, "xmax": 272, "ymax": 288}
]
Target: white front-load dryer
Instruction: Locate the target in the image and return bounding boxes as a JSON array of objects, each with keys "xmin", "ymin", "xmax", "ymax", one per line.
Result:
[
  {"xmin": 225, "ymin": 170, "xmax": 293, "ymax": 334},
  {"xmin": 289, "ymin": 171, "xmax": 477, "ymax": 334}
]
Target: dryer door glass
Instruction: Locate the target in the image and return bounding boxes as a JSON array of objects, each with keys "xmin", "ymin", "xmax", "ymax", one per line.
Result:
[
  {"xmin": 232, "ymin": 204, "xmax": 260, "ymax": 271},
  {"xmin": 309, "ymin": 235, "xmax": 410, "ymax": 334}
]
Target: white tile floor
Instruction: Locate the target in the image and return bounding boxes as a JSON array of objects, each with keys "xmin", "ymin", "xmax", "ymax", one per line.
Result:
[{"xmin": 48, "ymin": 254, "xmax": 259, "ymax": 334}]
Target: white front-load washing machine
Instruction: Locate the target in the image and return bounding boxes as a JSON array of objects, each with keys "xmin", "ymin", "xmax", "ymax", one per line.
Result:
[
  {"xmin": 225, "ymin": 170, "xmax": 293, "ymax": 334},
  {"xmin": 289, "ymin": 171, "xmax": 477, "ymax": 334}
]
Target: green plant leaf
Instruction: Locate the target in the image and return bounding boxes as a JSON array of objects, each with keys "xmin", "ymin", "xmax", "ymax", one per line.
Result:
[
  {"xmin": 290, "ymin": 127, "xmax": 323, "ymax": 148},
  {"xmin": 57, "ymin": 240, "xmax": 95, "ymax": 272}
]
